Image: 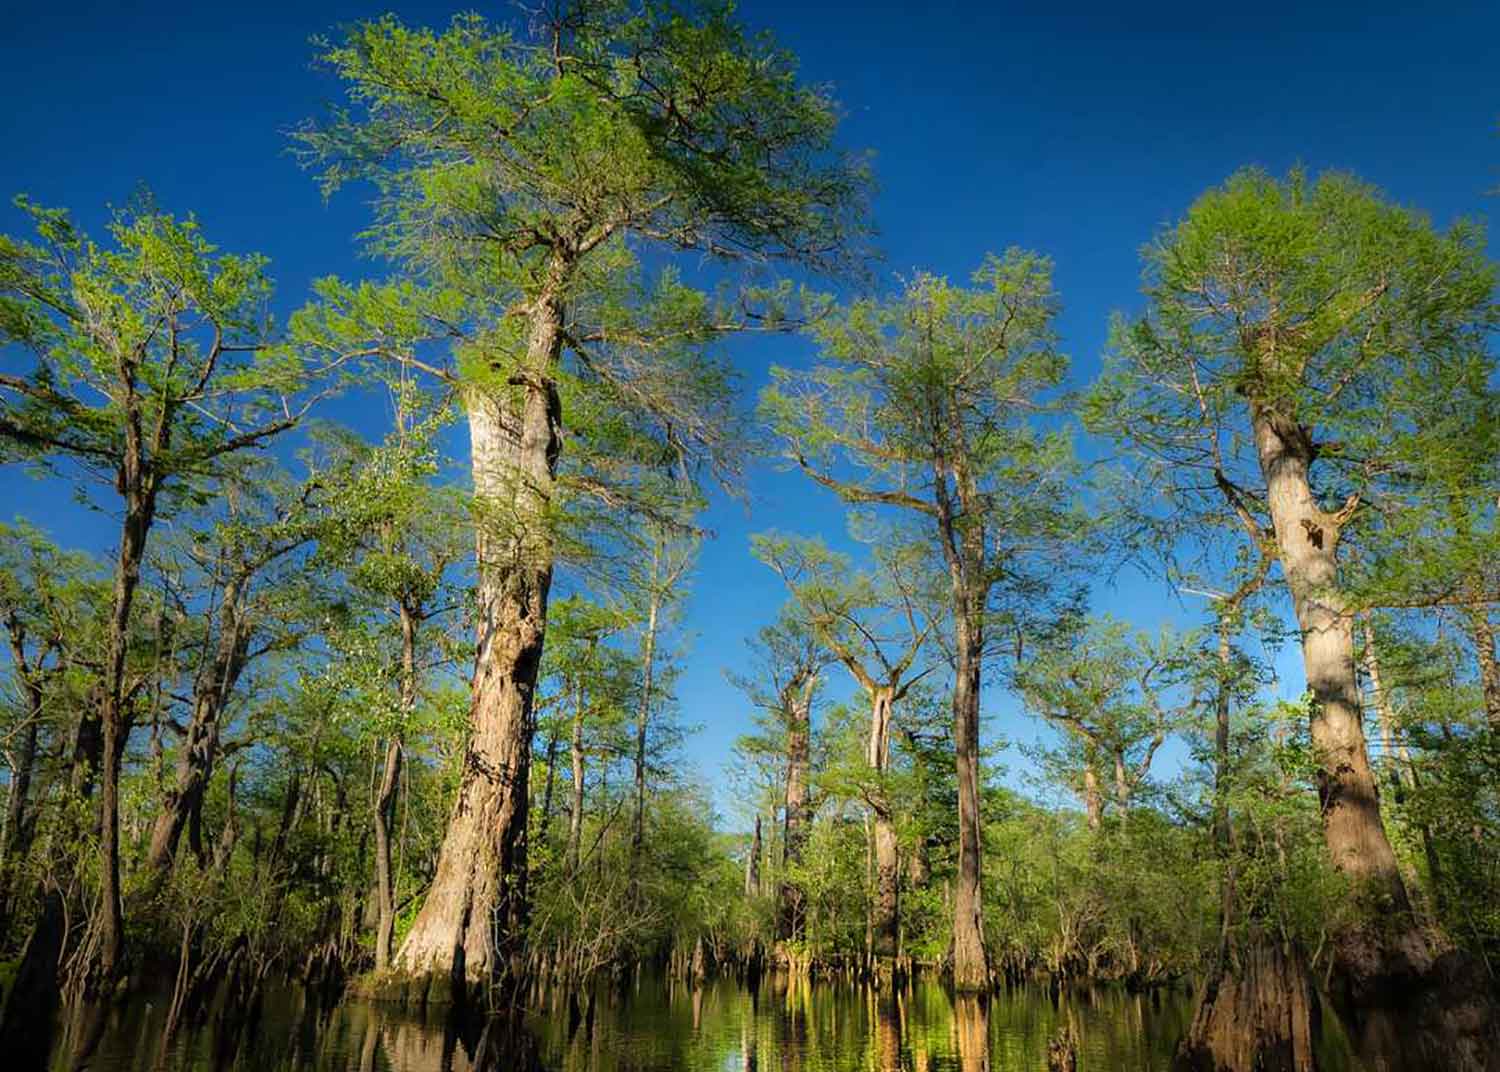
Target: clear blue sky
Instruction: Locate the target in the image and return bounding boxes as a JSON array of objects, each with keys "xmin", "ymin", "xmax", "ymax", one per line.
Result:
[{"xmin": 2, "ymin": 1, "xmax": 1496, "ymax": 819}]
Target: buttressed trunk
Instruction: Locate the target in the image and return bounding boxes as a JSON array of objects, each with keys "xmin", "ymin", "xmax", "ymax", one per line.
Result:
[
  {"xmin": 394, "ymin": 291, "xmax": 563, "ymax": 1002},
  {"xmin": 867, "ymin": 686, "xmax": 899, "ymax": 964}
]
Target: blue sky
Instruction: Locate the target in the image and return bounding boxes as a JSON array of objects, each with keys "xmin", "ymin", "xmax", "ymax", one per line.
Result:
[{"xmin": 2, "ymin": 0, "xmax": 1496, "ymax": 819}]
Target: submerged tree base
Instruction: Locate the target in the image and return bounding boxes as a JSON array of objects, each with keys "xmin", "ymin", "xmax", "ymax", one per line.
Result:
[
  {"xmin": 349, "ymin": 968, "xmax": 469, "ymax": 1011},
  {"xmin": 1172, "ymin": 939, "xmax": 1319, "ymax": 1072},
  {"xmin": 1327, "ymin": 930, "xmax": 1499, "ymax": 1072}
]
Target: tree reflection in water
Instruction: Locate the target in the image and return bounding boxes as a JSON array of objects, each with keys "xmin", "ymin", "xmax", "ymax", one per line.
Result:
[{"xmin": 46, "ymin": 972, "xmax": 1196, "ymax": 1070}]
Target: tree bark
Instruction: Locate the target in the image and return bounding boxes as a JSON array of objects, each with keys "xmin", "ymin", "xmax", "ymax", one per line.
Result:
[
  {"xmin": 1172, "ymin": 937, "xmax": 1319, "ymax": 1072},
  {"xmin": 537, "ymin": 724, "xmax": 559, "ymax": 864},
  {"xmin": 372, "ymin": 603, "xmax": 416, "ymax": 972},
  {"xmin": 393, "ymin": 281, "xmax": 564, "ymax": 1003},
  {"xmin": 779, "ymin": 670, "xmax": 815, "ymax": 944},
  {"xmin": 632, "ymin": 552, "xmax": 662, "ymax": 872},
  {"xmin": 1252, "ymin": 405, "xmax": 1406, "ymax": 907},
  {"xmin": 567, "ymin": 676, "xmax": 586, "ymax": 878},
  {"xmin": 0, "ymin": 634, "xmax": 45, "ymax": 927},
  {"xmin": 1253, "ymin": 403, "xmax": 1498, "ymax": 1066},
  {"xmin": 1112, "ymin": 751, "xmax": 1131, "ymax": 819},
  {"xmin": 1468, "ymin": 605, "xmax": 1500, "ymax": 732},
  {"xmin": 146, "ymin": 575, "xmax": 249, "ymax": 874},
  {"xmin": 1082, "ymin": 761, "xmax": 1102, "ymax": 833},
  {"xmin": 950, "ymin": 612, "xmax": 988, "ymax": 990},
  {"xmin": 1360, "ymin": 618, "xmax": 1414, "ymax": 792},
  {"xmin": 95, "ymin": 478, "xmax": 156, "ymax": 986},
  {"xmin": 867, "ymin": 687, "xmax": 899, "ymax": 965}
]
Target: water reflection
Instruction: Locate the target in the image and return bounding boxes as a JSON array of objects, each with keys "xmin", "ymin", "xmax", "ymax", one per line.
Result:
[{"xmin": 45, "ymin": 973, "xmax": 1192, "ymax": 1071}]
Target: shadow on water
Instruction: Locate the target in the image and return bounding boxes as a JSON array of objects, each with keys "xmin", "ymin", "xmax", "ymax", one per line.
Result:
[{"xmin": 42, "ymin": 972, "xmax": 1214, "ymax": 1071}]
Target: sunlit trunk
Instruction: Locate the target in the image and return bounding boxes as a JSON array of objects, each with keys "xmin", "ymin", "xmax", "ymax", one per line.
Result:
[
  {"xmin": 1251, "ymin": 404, "xmax": 1405, "ymax": 906},
  {"xmin": 779, "ymin": 673, "xmax": 814, "ymax": 943},
  {"xmin": 1082, "ymin": 762, "xmax": 1102, "ymax": 833},
  {"xmin": 951, "ymin": 610, "xmax": 987, "ymax": 991},
  {"xmin": 393, "ymin": 283, "xmax": 563, "ymax": 1002},
  {"xmin": 1468, "ymin": 605, "xmax": 1500, "ymax": 732},
  {"xmin": 867, "ymin": 687, "xmax": 899, "ymax": 965},
  {"xmin": 1251, "ymin": 402, "xmax": 1496, "ymax": 1066}
]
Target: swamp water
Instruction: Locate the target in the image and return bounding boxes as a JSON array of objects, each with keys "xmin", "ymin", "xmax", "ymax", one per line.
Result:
[{"xmin": 37, "ymin": 975, "xmax": 1203, "ymax": 1072}]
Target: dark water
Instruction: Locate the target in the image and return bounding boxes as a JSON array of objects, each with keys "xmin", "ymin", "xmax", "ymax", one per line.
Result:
[{"xmin": 44, "ymin": 974, "xmax": 1198, "ymax": 1071}]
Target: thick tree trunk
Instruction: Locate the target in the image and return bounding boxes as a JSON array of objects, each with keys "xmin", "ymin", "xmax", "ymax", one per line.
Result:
[
  {"xmin": 1252, "ymin": 403, "xmax": 1497, "ymax": 1067},
  {"xmin": 1172, "ymin": 937, "xmax": 1319, "ymax": 1072},
  {"xmin": 779, "ymin": 672, "xmax": 815, "ymax": 944},
  {"xmin": 392, "ymin": 288, "xmax": 563, "ymax": 1001},
  {"xmin": 780, "ymin": 683, "xmax": 816, "ymax": 941},
  {"xmin": 950, "ymin": 614, "xmax": 988, "ymax": 991},
  {"xmin": 867, "ymin": 687, "xmax": 899, "ymax": 966},
  {"xmin": 1112, "ymin": 751, "xmax": 1131, "ymax": 820},
  {"xmin": 1082, "ymin": 762, "xmax": 1102, "ymax": 833},
  {"xmin": 1252, "ymin": 406, "xmax": 1406, "ymax": 907}
]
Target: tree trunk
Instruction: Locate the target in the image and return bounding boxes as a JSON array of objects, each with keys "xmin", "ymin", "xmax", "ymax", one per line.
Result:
[
  {"xmin": 1172, "ymin": 937, "xmax": 1319, "ymax": 1072},
  {"xmin": 94, "ymin": 482, "xmax": 155, "ymax": 987},
  {"xmin": 0, "ymin": 664, "xmax": 43, "ymax": 927},
  {"xmin": 1252, "ymin": 403, "xmax": 1497, "ymax": 1066},
  {"xmin": 567, "ymin": 675, "xmax": 586, "ymax": 877},
  {"xmin": 372, "ymin": 736, "xmax": 403, "ymax": 971},
  {"xmin": 392, "ymin": 283, "xmax": 563, "ymax": 1002},
  {"xmin": 147, "ymin": 581, "xmax": 248, "ymax": 874},
  {"xmin": 537, "ymin": 725, "xmax": 559, "ymax": 864},
  {"xmin": 1112, "ymin": 751, "xmax": 1131, "ymax": 820},
  {"xmin": 745, "ymin": 815, "xmax": 761, "ymax": 897},
  {"xmin": 779, "ymin": 673, "xmax": 814, "ymax": 944},
  {"xmin": 1468, "ymin": 605, "xmax": 1500, "ymax": 732},
  {"xmin": 867, "ymin": 686, "xmax": 899, "ymax": 966},
  {"xmin": 950, "ymin": 612, "xmax": 988, "ymax": 991},
  {"xmin": 373, "ymin": 603, "xmax": 417, "ymax": 971},
  {"xmin": 1082, "ymin": 761, "xmax": 1102, "ymax": 833},
  {"xmin": 1252, "ymin": 406, "xmax": 1406, "ymax": 908},
  {"xmin": 1360, "ymin": 618, "xmax": 1414, "ymax": 792},
  {"xmin": 633, "ymin": 555, "xmax": 661, "ymax": 872}
]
